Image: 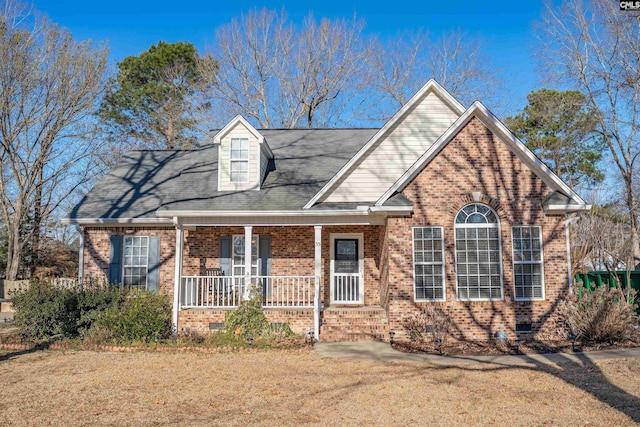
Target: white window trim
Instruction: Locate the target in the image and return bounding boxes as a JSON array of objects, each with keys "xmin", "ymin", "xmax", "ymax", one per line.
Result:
[
  {"xmin": 412, "ymin": 226, "xmax": 446, "ymax": 302},
  {"xmin": 230, "ymin": 138, "xmax": 249, "ymax": 183},
  {"xmin": 454, "ymin": 204, "xmax": 504, "ymax": 302},
  {"xmin": 122, "ymin": 235, "xmax": 149, "ymax": 289},
  {"xmin": 512, "ymin": 225, "xmax": 545, "ymax": 301},
  {"xmin": 329, "ymin": 233, "xmax": 364, "ymax": 305}
]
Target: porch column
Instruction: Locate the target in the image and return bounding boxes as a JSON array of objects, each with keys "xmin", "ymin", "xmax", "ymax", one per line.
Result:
[
  {"xmin": 314, "ymin": 225, "xmax": 322, "ymax": 341},
  {"xmin": 244, "ymin": 225, "xmax": 253, "ymax": 299},
  {"xmin": 172, "ymin": 220, "xmax": 184, "ymax": 333}
]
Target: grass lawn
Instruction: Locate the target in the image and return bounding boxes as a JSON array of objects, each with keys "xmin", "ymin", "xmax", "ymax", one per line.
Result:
[{"xmin": 0, "ymin": 348, "xmax": 639, "ymax": 426}]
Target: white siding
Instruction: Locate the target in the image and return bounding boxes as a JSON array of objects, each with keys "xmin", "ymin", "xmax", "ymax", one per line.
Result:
[
  {"xmin": 218, "ymin": 122, "xmax": 260, "ymax": 192},
  {"xmin": 323, "ymin": 89, "xmax": 460, "ymax": 202}
]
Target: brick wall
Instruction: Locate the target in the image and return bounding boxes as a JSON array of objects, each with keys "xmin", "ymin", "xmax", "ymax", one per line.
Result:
[
  {"xmin": 82, "ymin": 227, "xmax": 176, "ymax": 295},
  {"xmin": 179, "ymin": 308, "xmax": 313, "ymax": 334},
  {"xmin": 386, "ymin": 117, "xmax": 570, "ymax": 341}
]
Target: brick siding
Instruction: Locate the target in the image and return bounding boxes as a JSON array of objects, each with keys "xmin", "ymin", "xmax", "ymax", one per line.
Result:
[{"xmin": 385, "ymin": 117, "xmax": 569, "ymax": 341}]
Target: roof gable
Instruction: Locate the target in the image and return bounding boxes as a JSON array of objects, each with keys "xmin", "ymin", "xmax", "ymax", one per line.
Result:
[
  {"xmin": 375, "ymin": 101, "xmax": 589, "ymax": 211},
  {"xmin": 212, "ymin": 115, "xmax": 273, "ymax": 158},
  {"xmin": 303, "ymin": 79, "xmax": 465, "ymax": 208}
]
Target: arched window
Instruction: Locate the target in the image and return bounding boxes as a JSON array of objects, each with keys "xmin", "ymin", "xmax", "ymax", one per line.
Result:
[{"xmin": 454, "ymin": 204, "xmax": 503, "ymax": 300}]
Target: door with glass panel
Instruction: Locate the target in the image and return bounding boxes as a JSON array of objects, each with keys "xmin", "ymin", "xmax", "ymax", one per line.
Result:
[
  {"xmin": 232, "ymin": 235, "xmax": 258, "ymax": 295},
  {"xmin": 332, "ymin": 238, "xmax": 362, "ymax": 304}
]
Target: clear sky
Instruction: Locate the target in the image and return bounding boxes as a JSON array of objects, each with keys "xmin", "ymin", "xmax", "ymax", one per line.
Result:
[{"xmin": 32, "ymin": 0, "xmax": 550, "ymax": 116}]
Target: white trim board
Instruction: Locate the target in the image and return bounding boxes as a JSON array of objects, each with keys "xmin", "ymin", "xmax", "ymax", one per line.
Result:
[
  {"xmin": 303, "ymin": 79, "xmax": 465, "ymax": 209},
  {"xmin": 212, "ymin": 114, "xmax": 273, "ymax": 158},
  {"xmin": 375, "ymin": 101, "xmax": 590, "ymax": 209}
]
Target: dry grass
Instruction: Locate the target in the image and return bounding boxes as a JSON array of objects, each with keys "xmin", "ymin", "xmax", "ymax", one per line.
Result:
[{"xmin": 0, "ymin": 348, "xmax": 639, "ymax": 426}]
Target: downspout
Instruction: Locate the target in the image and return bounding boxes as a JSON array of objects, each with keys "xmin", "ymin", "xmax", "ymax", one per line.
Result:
[
  {"xmin": 565, "ymin": 214, "xmax": 579, "ymax": 292},
  {"xmin": 172, "ymin": 217, "xmax": 184, "ymax": 333},
  {"xmin": 77, "ymin": 226, "xmax": 84, "ymax": 283}
]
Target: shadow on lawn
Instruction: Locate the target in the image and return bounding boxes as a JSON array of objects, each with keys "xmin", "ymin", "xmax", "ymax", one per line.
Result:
[
  {"xmin": 320, "ymin": 344, "xmax": 640, "ymax": 424},
  {"xmin": 0, "ymin": 342, "xmax": 52, "ymax": 362}
]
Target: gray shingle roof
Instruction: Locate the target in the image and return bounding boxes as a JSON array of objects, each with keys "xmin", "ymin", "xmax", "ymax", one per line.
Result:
[{"xmin": 69, "ymin": 128, "xmax": 380, "ymax": 219}]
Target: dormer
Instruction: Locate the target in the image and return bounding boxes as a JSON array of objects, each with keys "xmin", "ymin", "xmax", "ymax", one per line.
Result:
[{"xmin": 213, "ymin": 115, "xmax": 273, "ymax": 191}]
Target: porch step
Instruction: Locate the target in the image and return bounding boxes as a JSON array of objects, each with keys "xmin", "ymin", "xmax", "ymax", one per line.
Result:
[{"xmin": 320, "ymin": 306, "xmax": 389, "ymax": 342}]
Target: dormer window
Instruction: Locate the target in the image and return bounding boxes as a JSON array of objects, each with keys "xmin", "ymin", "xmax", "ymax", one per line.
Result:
[{"xmin": 230, "ymin": 138, "xmax": 249, "ymax": 183}]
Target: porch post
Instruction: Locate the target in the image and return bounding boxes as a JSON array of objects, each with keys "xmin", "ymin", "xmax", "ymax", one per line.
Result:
[
  {"xmin": 244, "ymin": 225, "xmax": 253, "ymax": 299},
  {"xmin": 172, "ymin": 218, "xmax": 184, "ymax": 333},
  {"xmin": 314, "ymin": 225, "xmax": 322, "ymax": 341}
]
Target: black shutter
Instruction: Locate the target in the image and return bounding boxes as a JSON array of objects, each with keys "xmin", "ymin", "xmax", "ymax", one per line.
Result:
[
  {"xmin": 259, "ymin": 235, "xmax": 271, "ymax": 296},
  {"xmin": 147, "ymin": 236, "xmax": 161, "ymax": 292},
  {"xmin": 219, "ymin": 236, "xmax": 232, "ymax": 276},
  {"xmin": 259, "ymin": 235, "xmax": 271, "ymax": 276},
  {"xmin": 108, "ymin": 235, "xmax": 123, "ymax": 285}
]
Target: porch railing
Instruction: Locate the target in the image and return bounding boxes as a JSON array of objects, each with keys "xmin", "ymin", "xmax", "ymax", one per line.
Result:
[
  {"xmin": 333, "ymin": 273, "xmax": 362, "ymax": 304},
  {"xmin": 180, "ymin": 275, "xmax": 314, "ymax": 309}
]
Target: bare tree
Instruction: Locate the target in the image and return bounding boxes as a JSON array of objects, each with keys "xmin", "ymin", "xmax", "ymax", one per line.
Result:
[
  {"xmin": 537, "ymin": 0, "xmax": 640, "ymax": 265},
  {"xmin": 0, "ymin": 1, "xmax": 108, "ymax": 279},
  {"xmin": 201, "ymin": 8, "xmax": 369, "ymax": 128},
  {"xmin": 367, "ymin": 30, "xmax": 500, "ymax": 119}
]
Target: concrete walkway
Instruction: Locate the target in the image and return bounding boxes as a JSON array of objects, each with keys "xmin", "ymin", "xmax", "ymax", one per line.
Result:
[{"xmin": 315, "ymin": 341, "xmax": 640, "ymax": 367}]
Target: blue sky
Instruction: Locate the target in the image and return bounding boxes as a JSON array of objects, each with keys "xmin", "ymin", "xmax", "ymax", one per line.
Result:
[{"xmin": 32, "ymin": 0, "xmax": 549, "ymax": 116}]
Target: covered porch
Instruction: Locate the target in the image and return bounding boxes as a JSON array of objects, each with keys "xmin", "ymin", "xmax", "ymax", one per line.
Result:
[{"xmin": 170, "ymin": 218, "xmax": 386, "ymax": 339}]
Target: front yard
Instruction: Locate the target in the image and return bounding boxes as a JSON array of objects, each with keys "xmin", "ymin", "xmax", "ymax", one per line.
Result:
[{"xmin": 0, "ymin": 348, "xmax": 639, "ymax": 426}]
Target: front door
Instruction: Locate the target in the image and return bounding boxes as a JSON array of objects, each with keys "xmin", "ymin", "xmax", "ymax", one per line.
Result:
[{"xmin": 331, "ymin": 237, "xmax": 362, "ymax": 304}]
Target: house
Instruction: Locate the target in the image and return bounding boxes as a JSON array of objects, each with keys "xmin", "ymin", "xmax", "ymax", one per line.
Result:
[{"xmin": 64, "ymin": 80, "xmax": 590, "ymax": 342}]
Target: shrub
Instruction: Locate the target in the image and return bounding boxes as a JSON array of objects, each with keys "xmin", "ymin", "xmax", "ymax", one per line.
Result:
[
  {"xmin": 96, "ymin": 290, "xmax": 172, "ymax": 342},
  {"xmin": 560, "ymin": 282, "xmax": 638, "ymax": 343},
  {"xmin": 11, "ymin": 280, "xmax": 80, "ymax": 339},
  {"xmin": 224, "ymin": 287, "xmax": 269, "ymax": 338},
  {"xmin": 77, "ymin": 282, "xmax": 127, "ymax": 332},
  {"xmin": 403, "ymin": 306, "xmax": 454, "ymax": 354}
]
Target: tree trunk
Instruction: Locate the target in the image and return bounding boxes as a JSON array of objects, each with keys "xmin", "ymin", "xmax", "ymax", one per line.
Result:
[
  {"xmin": 31, "ymin": 167, "xmax": 44, "ymax": 276},
  {"xmin": 5, "ymin": 221, "xmax": 23, "ymax": 280}
]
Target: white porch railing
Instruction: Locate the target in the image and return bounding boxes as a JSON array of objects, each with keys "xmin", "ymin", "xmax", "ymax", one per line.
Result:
[
  {"xmin": 257, "ymin": 275, "xmax": 314, "ymax": 308},
  {"xmin": 180, "ymin": 275, "xmax": 314, "ymax": 309},
  {"xmin": 332, "ymin": 273, "xmax": 362, "ymax": 304}
]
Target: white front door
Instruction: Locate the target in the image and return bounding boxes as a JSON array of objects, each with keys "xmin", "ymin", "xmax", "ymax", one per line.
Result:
[{"xmin": 330, "ymin": 234, "xmax": 364, "ymax": 304}]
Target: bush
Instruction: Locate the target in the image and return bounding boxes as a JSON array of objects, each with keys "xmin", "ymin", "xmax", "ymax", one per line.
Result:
[
  {"xmin": 11, "ymin": 280, "xmax": 80, "ymax": 339},
  {"xmin": 77, "ymin": 284, "xmax": 127, "ymax": 332},
  {"xmin": 96, "ymin": 290, "xmax": 172, "ymax": 342},
  {"xmin": 11, "ymin": 278, "xmax": 171, "ymax": 343},
  {"xmin": 403, "ymin": 306, "xmax": 453, "ymax": 354},
  {"xmin": 560, "ymin": 282, "xmax": 638, "ymax": 343},
  {"xmin": 224, "ymin": 286, "xmax": 269, "ymax": 338}
]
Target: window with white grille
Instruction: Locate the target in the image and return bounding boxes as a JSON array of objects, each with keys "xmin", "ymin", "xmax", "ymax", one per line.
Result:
[
  {"xmin": 455, "ymin": 204, "xmax": 503, "ymax": 300},
  {"xmin": 512, "ymin": 226, "xmax": 544, "ymax": 299},
  {"xmin": 123, "ymin": 236, "xmax": 149, "ymax": 289},
  {"xmin": 412, "ymin": 227, "xmax": 445, "ymax": 301},
  {"xmin": 230, "ymin": 138, "xmax": 249, "ymax": 182}
]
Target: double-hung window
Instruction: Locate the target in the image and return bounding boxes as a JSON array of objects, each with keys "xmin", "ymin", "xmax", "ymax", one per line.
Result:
[
  {"xmin": 230, "ymin": 138, "xmax": 249, "ymax": 182},
  {"xmin": 123, "ymin": 236, "xmax": 149, "ymax": 289},
  {"xmin": 512, "ymin": 226, "xmax": 544, "ymax": 299},
  {"xmin": 412, "ymin": 227, "xmax": 445, "ymax": 301}
]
